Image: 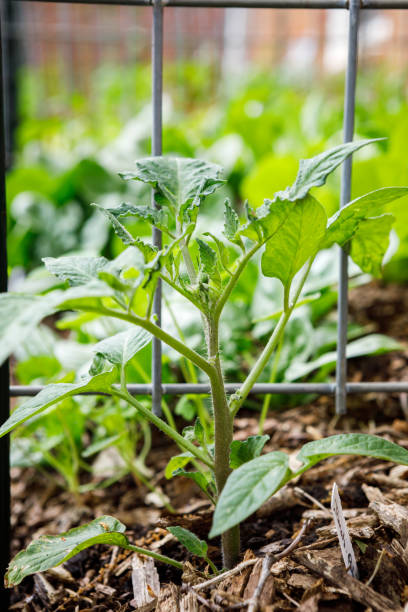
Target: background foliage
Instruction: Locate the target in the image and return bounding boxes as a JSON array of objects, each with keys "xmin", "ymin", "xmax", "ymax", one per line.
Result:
[{"xmin": 7, "ymin": 62, "xmax": 408, "ymax": 490}]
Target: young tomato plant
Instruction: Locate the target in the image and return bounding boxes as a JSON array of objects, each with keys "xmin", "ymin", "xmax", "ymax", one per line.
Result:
[{"xmin": 2, "ymin": 140, "xmax": 408, "ymax": 586}]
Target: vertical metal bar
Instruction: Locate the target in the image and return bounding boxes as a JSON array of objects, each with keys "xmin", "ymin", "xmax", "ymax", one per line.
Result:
[
  {"xmin": 151, "ymin": 0, "xmax": 163, "ymax": 416},
  {"xmin": 335, "ymin": 0, "xmax": 360, "ymax": 415},
  {"xmin": 0, "ymin": 13, "xmax": 10, "ymax": 611},
  {"xmin": 2, "ymin": 0, "xmax": 21, "ymax": 167}
]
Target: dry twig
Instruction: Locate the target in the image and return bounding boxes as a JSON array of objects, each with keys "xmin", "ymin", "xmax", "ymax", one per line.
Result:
[
  {"xmin": 365, "ymin": 549, "xmax": 387, "ymax": 587},
  {"xmin": 192, "ymin": 559, "xmax": 257, "ymax": 591},
  {"xmin": 246, "ymin": 520, "xmax": 310, "ymax": 612}
]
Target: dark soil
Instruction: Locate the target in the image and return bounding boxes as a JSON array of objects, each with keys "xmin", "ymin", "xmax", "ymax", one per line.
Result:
[{"xmin": 7, "ymin": 280, "xmax": 408, "ymax": 611}]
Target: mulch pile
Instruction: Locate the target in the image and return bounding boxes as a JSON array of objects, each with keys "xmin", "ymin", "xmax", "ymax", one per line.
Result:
[{"xmin": 8, "ymin": 281, "xmax": 408, "ymax": 611}]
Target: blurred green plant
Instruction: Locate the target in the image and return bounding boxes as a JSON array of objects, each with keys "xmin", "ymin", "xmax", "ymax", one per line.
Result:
[
  {"xmin": 5, "ymin": 62, "xmax": 407, "ymax": 514},
  {"xmin": 9, "ymin": 63, "xmax": 408, "ymax": 280},
  {"xmin": 1, "ymin": 145, "xmax": 408, "ymax": 576}
]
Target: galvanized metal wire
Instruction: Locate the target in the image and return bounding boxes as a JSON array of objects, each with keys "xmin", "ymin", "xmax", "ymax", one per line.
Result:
[
  {"xmin": 151, "ymin": 0, "xmax": 164, "ymax": 416},
  {"xmin": 9, "ymin": 382, "xmax": 408, "ymax": 397},
  {"xmin": 336, "ymin": 0, "xmax": 360, "ymax": 416}
]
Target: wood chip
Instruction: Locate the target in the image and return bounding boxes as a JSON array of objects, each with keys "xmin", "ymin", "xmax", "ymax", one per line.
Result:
[
  {"xmin": 157, "ymin": 584, "xmax": 180, "ymax": 611},
  {"xmin": 362, "ymin": 483, "xmax": 388, "ymax": 503},
  {"xmin": 130, "ymin": 555, "xmax": 160, "ymax": 610},
  {"xmin": 370, "ymin": 500, "xmax": 408, "ymax": 545},
  {"xmin": 46, "ymin": 565, "xmax": 75, "ymax": 583},
  {"xmin": 316, "ymin": 514, "xmax": 376, "ymax": 539},
  {"xmin": 115, "ymin": 555, "xmax": 133, "ymax": 577},
  {"xmin": 302, "ymin": 507, "xmax": 367, "ymax": 520},
  {"xmin": 288, "ymin": 573, "xmax": 320, "ymax": 590},
  {"xmin": 243, "ymin": 558, "xmax": 275, "ymax": 606},
  {"xmin": 150, "ymin": 532, "xmax": 174, "ymax": 550},
  {"xmin": 257, "ymin": 486, "xmax": 300, "ymax": 517},
  {"xmin": 33, "ymin": 574, "xmax": 59, "ymax": 607},
  {"xmin": 180, "ymin": 591, "xmax": 198, "ymax": 611},
  {"xmin": 217, "ymin": 550, "xmax": 255, "ymax": 598},
  {"xmin": 297, "ymin": 594, "xmax": 320, "ymax": 612},
  {"xmin": 295, "ymin": 550, "xmax": 398, "ymax": 612},
  {"xmin": 94, "ymin": 582, "xmax": 116, "ymax": 596}
]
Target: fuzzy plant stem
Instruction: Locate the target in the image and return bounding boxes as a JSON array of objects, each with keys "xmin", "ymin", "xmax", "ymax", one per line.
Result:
[
  {"xmin": 124, "ymin": 544, "xmax": 183, "ymax": 569},
  {"xmin": 207, "ymin": 316, "xmax": 240, "ymax": 569}
]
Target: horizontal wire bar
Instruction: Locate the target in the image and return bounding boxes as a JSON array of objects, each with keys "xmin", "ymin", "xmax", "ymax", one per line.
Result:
[
  {"xmin": 9, "ymin": 382, "xmax": 408, "ymax": 397},
  {"xmin": 14, "ymin": 0, "xmax": 408, "ymax": 9}
]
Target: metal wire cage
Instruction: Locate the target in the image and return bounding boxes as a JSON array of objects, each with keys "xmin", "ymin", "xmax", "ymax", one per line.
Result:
[{"xmin": 1, "ymin": 0, "xmax": 408, "ymax": 606}]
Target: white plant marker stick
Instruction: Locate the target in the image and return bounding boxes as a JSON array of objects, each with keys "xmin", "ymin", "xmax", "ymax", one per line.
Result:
[{"xmin": 331, "ymin": 482, "xmax": 359, "ymax": 579}]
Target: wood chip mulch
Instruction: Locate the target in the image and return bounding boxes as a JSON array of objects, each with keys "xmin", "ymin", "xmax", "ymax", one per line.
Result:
[{"xmin": 7, "ymin": 280, "xmax": 408, "ymax": 611}]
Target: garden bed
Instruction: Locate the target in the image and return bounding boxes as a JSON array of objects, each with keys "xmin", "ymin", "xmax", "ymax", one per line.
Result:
[{"xmin": 8, "ymin": 280, "xmax": 408, "ymax": 611}]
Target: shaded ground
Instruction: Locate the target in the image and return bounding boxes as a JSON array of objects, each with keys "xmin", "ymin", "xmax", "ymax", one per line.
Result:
[{"xmin": 8, "ymin": 281, "xmax": 408, "ymax": 611}]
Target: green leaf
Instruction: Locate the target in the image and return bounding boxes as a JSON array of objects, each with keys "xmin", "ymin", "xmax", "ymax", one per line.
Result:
[
  {"xmin": 239, "ymin": 200, "xmax": 272, "ymax": 243},
  {"xmin": 82, "ymin": 434, "xmax": 123, "ymax": 458},
  {"xmin": 175, "ymin": 396, "xmax": 196, "ymax": 421},
  {"xmin": 167, "ymin": 526, "xmax": 208, "ymax": 558},
  {"xmin": 223, "ymin": 199, "xmax": 239, "ymax": 241},
  {"xmin": 172, "ymin": 469, "xmax": 213, "ymax": 495},
  {"xmin": 103, "ymin": 203, "xmax": 170, "ymax": 235},
  {"xmin": 182, "ymin": 425, "xmax": 195, "ymax": 441},
  {"xmin": 120, "ymin": 157, "xmax": 224, "ymax": 211},
  {"xmin": 5, "ymin": 516, "xmax": 127, "ymax": 587},
  {"xmin": 93, "ymin": 327, "xmax": 151, "ymax": 367},
  {"xmin": 93, "ymin": 204, "xmax": 136, "ymax": 246},
  {"xmin": 0, "ymin": 293, "xmax": 59, "ymax": 366},
  {"xmin": 261, "ymin": 195, "xmax": 327, "ymax": 287},
  {"xmin": 355, "ymin": 539, "xmax": 368, "ymax": 554},
  {"xmin": 253, "ymin": 293, "xmax": 321, "ymax": 323},
  {"xmin": 98, "ymin": 271, "xmax": 129, "ymax": 292},
  {"xmin": 43, "ymin": 256, "xmax": 109, "ymax": 287},
  {"xmin": 0, "ymin": 370, "xmax": 116, "ymax": 437},
  {"xmin": 203, "ymin": 232, "xmax": 231, "ymax": 273},
  {"xmin": 285, "ymin": 333, "xmax": 402, "ymax": 381},
  {"xmin": 210, "ymin": 451, "xmax": 290, "ymax": 538},
  {"xmin": 280, "ymin": 139, "xmax": 382, "ymax": 202},
  {"xmin": 322, "ymin": 187, "xmax": 408, "ymax": 249},
  {"xmin": 55, "ymin": 282, "xmax": 115, "ymax": 311},
  {"xmin": 295, "ymin": 434, "xmax": 408, "ymax": 472},
  {"xmin": 194, "ymin": 418, "xmax": 206, "ymax": 447},
  {"xmin": 15, "ymin": 356, "xmax": 61, "ymax": 385},
  {"xmin": 196, "ymin": 238, "xmax": 217, "ymax": 277},
  {"xmin": 350, "ymin": 214, "xmax": 394, "ymax": 277},
  {"xmin": 132, "ymin": 237, "xmax": 158, "ymax": 263},
  {"xmin": 108, "ymin": 246, "xmax": 144, "ymax": 271},
  {"xmin": 165, "ymin": 452, "xmax": 194, "ymax": 479},
  {"xmin": 230, "ymin": 435, "xmax": 270, "ymax": 469}
]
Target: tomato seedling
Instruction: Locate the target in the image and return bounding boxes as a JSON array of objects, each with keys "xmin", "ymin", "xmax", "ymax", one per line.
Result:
[{"xmin": 2, "ymin": 140, "xmax": 408, "ymax": 583}]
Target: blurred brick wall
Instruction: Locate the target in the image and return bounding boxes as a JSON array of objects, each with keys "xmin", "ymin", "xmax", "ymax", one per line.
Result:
[{"xmin": 11, "ymin": 3, "xmax": 408, "ymax": 81}]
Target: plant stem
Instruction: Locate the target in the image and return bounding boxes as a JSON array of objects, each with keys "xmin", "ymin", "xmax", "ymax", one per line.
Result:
[
  {"xmin": 230, "ymin": 258, "xmax": 314, "ymax": 418},
  {"xmin": 159, "ymin": 271, "xmax": 203, "ymax": 311},
  {"xmin": 113, "ymin": 388, "xmax": 214, "ymax": 470},
  {"xmin": 131, "ymin": 359, "xmax": 177, "ymax": 431},
  {"xmin": 229, "ymin": 309, "xmax": 290, "ymax": 418},
  {"xmin": 164, "ymin": 294, "xmax": 211, "ymax": 433},
  {"xmin": 207, "ymin": 317, "xmax": 240, "ymax": 569},
  {"xmin": 124, "ymin": 544, "xmax": 183, "ymax": 569},
  {"xmin": 214, "ymin": 244, "xmax": 260, "ymax": 322},
  {"xmin": 177, "ymin": 218, "xmax": 198, "ymax": 285},
  {"xmin": 74, "ymin": 305, "xmax": 213, "ymax": 378},
  {"xmin": 259, "ymin": 333, "xmax": 284, "ymax": 434},
  {"xmin": 205, "ymin": 556, "xmax": 219, "ymax": 575},
  {"xmin": 181, "ymin": 244, "xmax": 198, "ymax": 284}
]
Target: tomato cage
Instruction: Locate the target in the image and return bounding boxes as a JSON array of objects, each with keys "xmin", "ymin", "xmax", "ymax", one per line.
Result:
[{"xmin": 1, "ymin": 0, "xmax": 408, "ymax": 606}]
